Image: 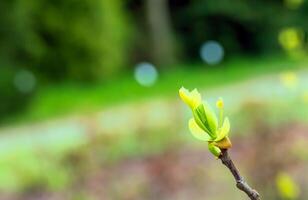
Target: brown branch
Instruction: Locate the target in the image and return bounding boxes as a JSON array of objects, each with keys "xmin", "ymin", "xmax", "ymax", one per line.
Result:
[{"xmin": 219, "ymin": 149, "xmax": 261, "ymax": 200}]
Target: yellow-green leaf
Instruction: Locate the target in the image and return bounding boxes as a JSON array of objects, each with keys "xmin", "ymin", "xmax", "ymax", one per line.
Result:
[
  {"xmin": 203, "ymin": 102, "xmax": 218, "ymax": 135},
  {"xmin": 188, "ymin": 118, "xmax": 211, "ymax": 141},
  {"xmin": 193, "ymin": 105, "xmax": 212, "ymax": 135},
  {"xmin": 208, "ymin": 142, "xmax": 221, "ymax": 157},
  {"xmin": 215, "ymin": 117, "xmax": 230, "ymax": 142},
  {"xmin": 179, "ymin": 87, "xmax": 201, "ymax": 109}
]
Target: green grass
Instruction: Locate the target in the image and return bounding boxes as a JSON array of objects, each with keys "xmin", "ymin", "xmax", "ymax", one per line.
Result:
[{"xmin": 6, "ymin": 55, "xmax": 307, "ymax": 125}]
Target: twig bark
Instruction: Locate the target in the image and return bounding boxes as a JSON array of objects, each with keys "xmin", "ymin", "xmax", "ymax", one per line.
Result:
[{"xmin": 219, "ymin": 149, "xmax": 261, "ymax": 200}]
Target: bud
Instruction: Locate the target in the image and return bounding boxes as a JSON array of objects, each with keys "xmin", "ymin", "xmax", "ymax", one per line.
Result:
[
  {"xmin": 214, "ymin": 136, "xmax": 232, "ymax": 149},
  {"xmin": 216, "ymin": 98, "xmax": 224, "ymax": 109},
  {"xmin": 179, "ymin": 87, "xmax": 202, "ymax": 109},
  {"xmin": 208, "ymin": 142, "xmax": 222, "ymax": 157},
  {"xmin": 179, "ymin": 87, "xmax": 232, "ymax": 157}
]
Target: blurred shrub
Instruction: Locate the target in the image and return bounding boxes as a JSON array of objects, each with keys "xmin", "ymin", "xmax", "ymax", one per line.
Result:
[
  {"xmin": 0, "ymin": 0, "xmax": 131, "ymax": 82},
  {"xmin": 0, "ymin": 0, "xmax": 132, "ymax": 119}
]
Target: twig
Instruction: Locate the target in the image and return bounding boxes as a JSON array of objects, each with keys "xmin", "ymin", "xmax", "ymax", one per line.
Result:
[{"xmin": 219, "ymin": 149, "xmax": 261, "ymax": 200}]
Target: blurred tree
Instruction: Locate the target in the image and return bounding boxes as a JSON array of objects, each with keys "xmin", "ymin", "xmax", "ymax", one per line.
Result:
[{"xmin": 145, "ymin": 0, "xmax": 177, "ymax": 66}]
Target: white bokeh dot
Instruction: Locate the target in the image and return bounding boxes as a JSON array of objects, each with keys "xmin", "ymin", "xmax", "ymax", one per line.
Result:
[
  {"xmin": 134, "ymin": 62, "xmax": 158, "ymax": 87},
  {"xmin": 200, "ymin": 40, "xmax": 224, "ymax": 65},
  {"xmin": 13, "ymin": 69, "xmax": 36, "ymax": 93}
]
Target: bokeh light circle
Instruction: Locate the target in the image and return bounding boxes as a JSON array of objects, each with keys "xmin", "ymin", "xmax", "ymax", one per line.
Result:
[
  {"xmin": 134, "ymin": 62, "xmax": 158, "ymax": 87},
  {"xmin": 278, "ymin": 27, "xmax": 303, "ymax": 50},
  {"xmin": 200, "ymin": 40, "xmax": 224, "ymax": 65},
  {"xmin": 13, "ymin": 69, "xmax": 36, "ymax": 93}
]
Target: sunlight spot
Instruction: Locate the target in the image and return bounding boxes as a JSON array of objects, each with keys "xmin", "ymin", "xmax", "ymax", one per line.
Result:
[
  {"xmin": 278, "ymin": 27, "xmax": 303, "ymax": 50},
  {"xmin": 280, "ymin": 71, "xmax": 298, "ymax": 89},
  {"xmin": 134, "ymin": 62, "xmax": 158, "ymax": 87},
  {"xmin": 284, "ymin": 0, "xmax": 304, "ymax": 9},
  {"xmin": 200, "ymin": 41, "xmax": 224, "ymax": 65}
]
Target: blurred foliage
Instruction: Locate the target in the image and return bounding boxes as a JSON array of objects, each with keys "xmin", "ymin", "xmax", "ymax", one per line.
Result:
[
  {"xmin": 2, "ymin": 0, "xmax": 308, "ymax": 119},
  {"xmin": 169, "ymin": 0, "xmax": 308, "ymax": 60},
  {"xmin": 0, "ymin": 0, "xmax": 131, "ymax": 119},
  {"xmin": 0, "ymin": 0, "xmax": 131, "ymax": 81}
]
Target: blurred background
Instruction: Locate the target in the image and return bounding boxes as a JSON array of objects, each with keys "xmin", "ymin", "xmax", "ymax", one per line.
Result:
[{"xmin": 1, "ymin": 0, "xmax": 308, "ymax": 199}]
